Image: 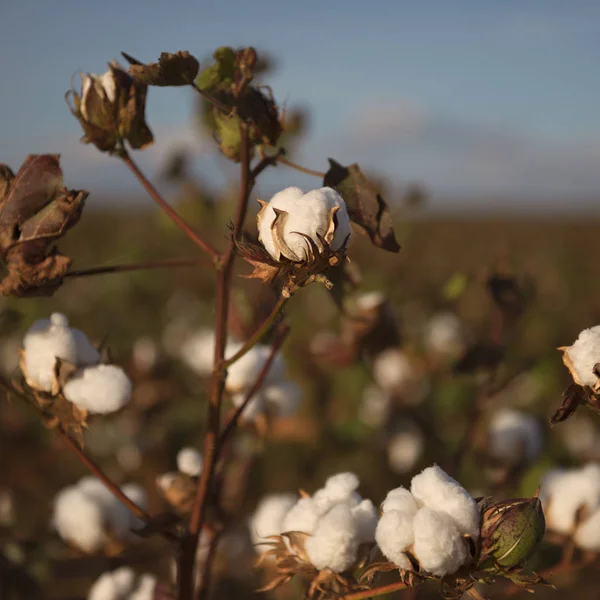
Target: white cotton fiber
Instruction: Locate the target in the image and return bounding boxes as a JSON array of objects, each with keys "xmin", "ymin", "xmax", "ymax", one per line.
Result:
[
  {"xmin": 410, "ymin": 465, "xmax": 480, "ymax": 539},
  {"xmin": 305, "ymin": 503, "xmax": 360, "ymax": 573},
  {"xmin": 224, "ymin": 343, "xmax": 286, "ymax": 393},
  {"xmin": 129, "ymin": 574, "xmax": 157, "ymax": 600},
  {"xmin": 372, "ymin": 349, "xmax": 416, "ymax": 395},
  {"xmin": 282, "ymin": 497, "xmax": 320, "ymax": 535},
  {"xmin": 412, "ymin": 508, "xmax": 468, "ymax": 576},
  {"xmin": 387, "ymin": 426, "xmax": 424, "ymax": 474},
  {"xmin": 375, "ymin": 510, "xmax": 415, "ymax": 570},
  {"xmin": 565, "ymin": 326, "xmax": 600, "ymax": 387},
  {"xmin": 250, "ymin": 493, "xmax": 298, "ymax": 546},
  {"xmin": 177, "ymin": 447, "xmax": 203, "ymax": 477},
  {"xmin": 180, "ymin": 328, "xmax": 216, "ymax": 376},
  {"xmin": 351, "ymin": 499, "xmax": 378, "ymax": 544},
  {"xmin": 381, "ymin": 487, "xmax": 419, "ymax": 516},
  {"xmin": 63, "ymin": 364, "xmax": 132, "ymax": 414}
]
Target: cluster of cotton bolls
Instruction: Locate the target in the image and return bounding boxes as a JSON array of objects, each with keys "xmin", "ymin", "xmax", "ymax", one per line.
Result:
[
  {"xmin": 52, "ymin": 476, "xmax": 146, "ymax": 553},
  {"xmin": 376, "ymin": 466, "xmax": 480, "ymax": 576},
  {"xmin": 87, "ymin": 567, "xmax": 156, "ymax": 600},
  {"xmin": 21, "ymin": 313, "xmax": 132, "ymax": 414},
  {"xmin": 540, "ymin": 463, "xmax": 600, "ymax": 551},
  {"xmin": 253, "ymin": 472, "xmax": 377, "ymax": 574},
  {"xmin": 181, "ymin": 329, "xmax": 301, "ymax": 422},
  {"xmin": 486, "ymin": 408, "xmax": 543, "ymax": 466}
]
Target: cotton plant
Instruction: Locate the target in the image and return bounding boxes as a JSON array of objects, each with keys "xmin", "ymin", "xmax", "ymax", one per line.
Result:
[
  {"xmin": 87, "ymin": 567, "xmax": 158, "ymax": 600},
  {"xmin": 256, "ymin": 472, "xmax": 377, "ymax": 598},
  {"xmin": 540, "ymin": 463, "xmax": 600, "ymax": 551},
  {"xmin": 19, "ymin": 313, "xmax": 133, "ymax": 443},
  {"xmin": 486, "ymin": 408, "xmax": 543, "ymax": 466},
  {"xmin": 249, "ymin": 492, "xmax": 298, "ymax": 549},
  {"xmin": 156, "ymin": 446, "xmax": 203, "ymax": 514},
  {"xmin": 52, "ymin": 476, "xmax": 146, "ymax": 554}
]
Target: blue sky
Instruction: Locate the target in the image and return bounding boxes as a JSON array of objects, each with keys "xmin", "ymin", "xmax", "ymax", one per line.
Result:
[{"xmin": 2, "ymin": 0, "xmax": 600, "ymax": 207}]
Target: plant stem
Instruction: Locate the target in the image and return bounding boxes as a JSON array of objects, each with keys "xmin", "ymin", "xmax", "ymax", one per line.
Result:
[
  {"xmin": 120, "ymin": 151, "xmax": 218, "ymax": 260},
  {"xmin": 344, "ymin": 581, "xmax": 410, "ymax": 600},
  {"xmin": 177, "ymin": 123, "xmax": 255, "ymax": 600},
  {"xmin": 277, "ymin": 155, "xmax": 325, "ymax": 178},
  {"xmin": 221, "ymin": 295, "xmax": 288, "ymax": 369},
  {"xmin": 65, "ymin": 257, "xmax": 208, "ymax": 278},
  {"xmin": 219, "ymin": 325, "xmax": 289, "ymax": 447}
]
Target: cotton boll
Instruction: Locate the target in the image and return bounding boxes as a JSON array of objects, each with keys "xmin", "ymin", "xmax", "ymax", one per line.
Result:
[
  {"xmin": 22, "ymin": 313, "xmax": 79, "ymax": 392},
  {"xmin": 225, "ymin": 344, "xmax": 285, "ymax": 393},
  {"xmin": 564, "ymin": 326, "xmax": 600, "ymax": 387},
  {"xmin": 305, "ymin": 504, "xmax": 360, "ymax": 573},
  {"xmin": 129, "ymin": 574, "xmax": 157, "ymax": 600},
  {"xmin": 87, "ymin": 568, "xmax": 137, "ymax": 600},
  {"xmin": 387, "ymin": 424, "xmax": 424, "ymax": 474},
  {"xmin": 410, "ymin": 465, "xmax": 480, "ymax": 539},
  {"xmin": 359, "ymin": 384, "xmax": 392, "ymax": 428},
  {"xmin": 355, "ymin": 292, "xmax": 386, "ymax": 312},
  {"xmin": 351, "ymin": 499, "xmax": 377, "ymax": 543},
  {"xmin": 488, "ymin": 409, "xmax": 542, "ymax": 464},
  {"xmin": 78, "ymin": 476, "xmax": 116, "ymax": 512},
  {"xmin": 373, "ymin": 349, "xmax": 414, "ymax": 393},
  {"xmin": 574, "ymin": 508, "xmax": 600, "ymax": 551},
  {"xmin": 262, "ymin": 382, "xmax": 302, "ymax": 418},
  {"xmin": 540, "ymin": 464, "xmax": 600, "ymax": 535},
  {"xmin": 312, "ymin": 472, "xmax": 361, "ymax": 512},
  {"xmin": 52, "ymin": 486, "xmax": 106, "ymax": 553},
  {"xmin": 180, "ymin": 328, "xmax": 215, "ymax": 376},
  {"xmin": 424, "ymin": 312, "xmax": 466, "ymax": 356},
  {"xmin": 177, "ymin": 447, "xmax": 203, "ymax": 477},
  {"xmin": 109, "ymin": 483, "xmax": 147, "ymax": 540},
  {"xmin": 413, "ymin": 508, "xmax": 468, "ymax": 576},
  {"xmin": 282, "ymin": 497, "xmax": 320, "ymax": 535},
  {"xmin": 63, "ymin": 364, "xmax": 132, "ymax": 414},
  {"xmin": 250, "ymin": 493, "xmax": 297, "ymax": 546},
  {"xmin": 375, "ymin": 510, "xmax": 415, "ymax": 570},
  {"xmin": 381, "ymin": 487, "xmax": 419, "ymax": 516},
  {"xmin": 258, "ymin": 187, "xmax": 351, "ymax": 262}
]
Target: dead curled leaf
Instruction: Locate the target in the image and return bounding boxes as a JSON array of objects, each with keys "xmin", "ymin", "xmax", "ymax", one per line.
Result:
[
  {"xmin": 0, "ymin": 154, "xmax": 87, "ymax": 297},
  {"xmin": 324, "ymin": 159, "xmax": 401, "ymax": 253},
  {"xmin": 123, "ymin": 50, "xmax": 200, "ymax": 86}
]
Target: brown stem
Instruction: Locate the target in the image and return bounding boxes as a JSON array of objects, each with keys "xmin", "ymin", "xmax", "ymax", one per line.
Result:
[
  {"xmin": 177, "ymin": 124, "xmax": 255, "ymax": 600},
  {"xmin": 344, "ymin": 581, "xmax": 410, "ymax": 600},
  {"xmin": 219, "ymin": 325, "xmax": 289, "ymax": 447},
  {"xmin": 65, "ymin": 257, "xmax": 209, "ymax": 278},
  {"xmin": 120, "ymin": 151, "xmax": 218, "ymax": 260},
  {"xmin": 277, "ymin": 155, "xmax": 325, "ymax": 178},
  {"xmin": 190, "ymin": 81, "xmax": 235, "ymax": 116},
  {"xmin": 221, "ymin": 296, "xmax": 288, "ymax": 369}
]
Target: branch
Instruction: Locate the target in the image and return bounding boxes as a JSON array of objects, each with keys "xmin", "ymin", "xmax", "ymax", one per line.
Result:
[
  {"xmin": 221, "ymin": 295, "xmax": 288, "ymax": 369},
  {"xmin": 65, "ymin": 257, "xmax": 209, "ymax": 278},
  {"xmin": 344, "ymin": 581, "xmax": 410, "ymax": 600},
  {"xmin": 190, "ymin": 81, "xmax": 234, "ymax": 115},
  {"xmin": 119, "ymin": 150, "xmax": 218, "ymax": 260},
  {"xmin": 277, "ymin": 156, "xmax": 325, "ymax": 178}
]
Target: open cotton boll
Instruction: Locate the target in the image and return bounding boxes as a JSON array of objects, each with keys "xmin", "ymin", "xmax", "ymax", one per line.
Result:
[
  {"xmin": 129, "ymin": 574, "xmax": 157, "ymax": 600},
  {"xmin": 574, "ymin": 508, "xmax": 600, "ymax": 551},
  {"xmin": 88, "ymin": 567, "xmax": 136, "ymax": 600},
  {"xmin": 375, "ymin": 509, "xmax": 415, "ymax": 570},
  {"xmin": 63, "ymin": 364, "xmax": 132, "ymax": 414},
  {"xmin": 413, "ymin": 508, "xmax": 468, "ymax": 576},
  {"xmin": 304, "ymin": 503, "xmax": 360, "ymax": 573},
  {"xmin": 180, "ymin": 328, "xmax": 216, "ymax": 376},
  {"xmin": 351, "ymin": 499, "xmax": 378, "ymax": 543},
  {"xmin": 250, "ymin": 493, "xmax": 298, "ymax": 546},
  {"xmin": 373, "ymin": 349, "xmax": 416, "ymax": 395},
  {"xmin": 381, "ymin": 487, "xmax": 420, "ymax": 516},
  {"xmin": 424, "ymin": 312, "xmax": 466, "ymax": 356},
  {"xmin": 387, "ymin": 424, "xmax": 424, "ymax": 474},
  {"xmin": 540, "ymin": 464, "xmax": 600, "ymax": 535},
  {"xmin": 282, "ymin": 497, "xmax": 320, "ymax": 536},
  {"xmin": 52, "ymin": 486, "xmax": 107, "ymax": 553},
  {"xmin": 563, "ymin": 326, "xmax": 600, "ymax": 387},
  {"xmin": 359, "ymin": 384, "xmax": 392, "ymax": 428},
  {"xmin": 224, "ymin": 344, "xmax": 286, "ymax": 393},
  {"xmin": 257, "ymin": 187, "xmax": 351, "ymax": 262},
  {"xmin": 355, "ymin": 291, "xmax": 386, "ymax": 312},
  {"xmin": 177, "ymin": 447, "xmax": 203, "ymax": 477},
  {"xmin": 22, "ymin": 313, "xmax": 79, "ymax": 392},
  {"xmin": 108, "ymin": 483, "xmax": 147, "ymax": 541},
  {"xmin": 312, "ymin": 472, "xmax": 361, "ymax": 512},
  {"xmin": 410, "ymin": 466, "xmax": 480, "ymax": 539},
  {"xmin": 488, "ymin": 409, "xmax": 542, "ymax": 464}
]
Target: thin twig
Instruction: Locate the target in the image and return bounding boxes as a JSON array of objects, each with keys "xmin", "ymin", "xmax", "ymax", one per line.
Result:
[
  {"xmin": 221, "ymin": 295, "xmax": 288, "ymax": 369},
  {"xmin": 65, "ymin": 257, "xmax": 209, "ymax": 278},
  {"xmin": 190, "ymin": 81, "xmax": 235, "ymax": 115},
  {"xmin": 219, "ymin": 325, "xmax": 289, "ymax": 446},
  {"xmin": 344, "ymin": 580, "xmax": 410, "ymax": 600},
  {"xmin": 277, "ymin": 155, "xmax": 325, "ymax": 178},
  {"xmin": 119, "ymin": 150, "xmax": 218, "ymax": 260}
]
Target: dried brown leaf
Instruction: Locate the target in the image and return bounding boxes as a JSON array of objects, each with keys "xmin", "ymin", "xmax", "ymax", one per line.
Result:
[{"xmin": 123, "ymin": 51, "xmax": 200, "ymax": 86}]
